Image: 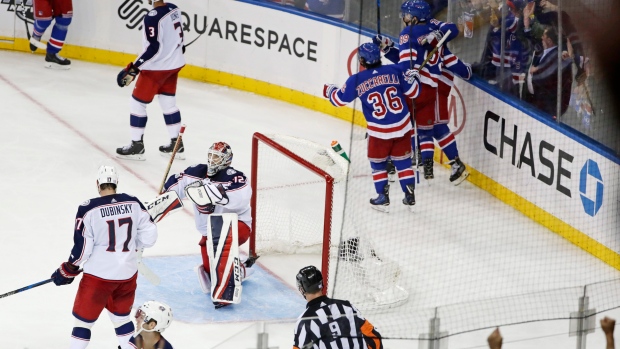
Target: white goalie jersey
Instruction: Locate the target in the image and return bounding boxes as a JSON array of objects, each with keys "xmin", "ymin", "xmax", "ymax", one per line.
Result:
[{"xmin": 163, "ymin": 164, "xmax": 252, "ymax": 235}]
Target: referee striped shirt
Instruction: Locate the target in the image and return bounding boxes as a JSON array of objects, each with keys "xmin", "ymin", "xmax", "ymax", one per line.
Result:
[{"xmin": 293, "ymin": 295, "xmax": 382, "ymax": 349}]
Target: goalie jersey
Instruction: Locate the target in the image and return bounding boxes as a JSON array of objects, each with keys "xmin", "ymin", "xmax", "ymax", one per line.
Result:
[
  {"xmin": 163, "ymin": 164, "xmax": 252, "ymax": 234},
  {"xmin": 68, "ymin": 194, "xmax": 158, "ymax": 281}
]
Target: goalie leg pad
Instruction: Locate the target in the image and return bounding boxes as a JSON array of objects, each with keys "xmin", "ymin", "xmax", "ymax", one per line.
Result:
[{"xmin": 206, "ymin": 214, "xmax": 242, "ymax": 306}]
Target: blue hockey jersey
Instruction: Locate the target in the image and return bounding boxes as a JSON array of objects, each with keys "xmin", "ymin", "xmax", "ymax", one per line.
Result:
[{"xmin": 326, "ymin": 64, "xmax": 419, "ymax": 139}]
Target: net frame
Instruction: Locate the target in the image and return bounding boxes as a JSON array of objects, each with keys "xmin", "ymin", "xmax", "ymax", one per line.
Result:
[{"xmin": 249, "ymin": 132, "xmax": 335, "ymax": 295}]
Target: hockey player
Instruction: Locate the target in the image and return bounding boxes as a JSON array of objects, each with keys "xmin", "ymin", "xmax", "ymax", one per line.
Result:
[
  {"xmin": 51, "ymin": 166, "xmax": 158, "ymax": 349},
  {"xmin": 374, "ymin": 0, "xmax": 459, "ymax": 181},
  {"xmin": 130, "ymin": 300, "xmax": 174, "ymax": 349},
  {"xmin": 293, "ymin": 266, "xmax": 383, "ymax": 349},
  {"xmin": 29, "ymin": 0, "xmax": 73, "ymax": 69},
  {"xmin": 162, "ymin": 141, "xmax": 254, "ymax": 308},
  {"xmin": 115, "ymin": 0, "xmax": 186, "ymax": 161},
  {"xmin": 435, "ymin": 45, "xmax": 471, "ymax": 185},
  {"xmin": 324, "ymin": 42, "xmax": 420, "ymax": 212}
]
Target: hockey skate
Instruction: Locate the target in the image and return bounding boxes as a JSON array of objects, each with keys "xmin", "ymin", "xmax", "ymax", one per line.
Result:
[
  {"xmin": 369, "ymin": 184, "xmax": 390, "ymax": 213},
  {"xmin": 386, "ymin": 160, "xmax": 396, "ymax": 183},
  {"xmin": 423, "ymin": 158, "xmax": 434, "ymax": 179},
  {"xmin": 159, "ymin": 137, "xmax": 185, "ymax": 160},
  {"xmin": 44, "ymin": 52, "xmax": 71, "ymax": 70},
  {"xmin": 116, "ymin": 136, "xmax": 145, "ymax": 161},
  {"xmin": 402, "ymin": 184, "xmax": 415, "ymax": 212},
  {"xmin": 449, "ymin": 156, "xmax": 469, "ymax": 186}
]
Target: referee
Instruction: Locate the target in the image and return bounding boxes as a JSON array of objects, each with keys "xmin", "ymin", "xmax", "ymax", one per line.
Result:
[{"xmin": 293, "ymin": 266, "xmax": 383, "ymax": 349}]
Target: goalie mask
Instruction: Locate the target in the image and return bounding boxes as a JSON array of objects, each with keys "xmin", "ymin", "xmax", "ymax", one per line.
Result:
[
  {"xmin": 206, "ymin": 142, "xmax": 233, "ymax": 177},
  {"xmin": 296, "ymin": 266, "xmax": 323, "ymax": 296},
  {"xmin": 135, "ymin": 300, "xmax": 173, "ymax": 335}
]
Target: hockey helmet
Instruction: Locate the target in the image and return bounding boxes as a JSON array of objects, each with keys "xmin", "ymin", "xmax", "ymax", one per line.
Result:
[
  {"xmin": 135, "ymin": 300, "xmax": 173, "ymax": 334},
  {"xmin": 97, "ymin": 165, "xmax": 118, "ymax": 187},
  {"xmin": 206, "ymin": 142, "xmax": 233, "ymax": 177},
  {"xmin": 401, "ymin": 0, "xmax": 430, "ymax": 23},
  {"xmin": 296, "ymin": 266, "xmax": 324, "ymax": 296},
  {"xmin": 358, "ymin": 43, "xmax": 381, "ymax": 66}
]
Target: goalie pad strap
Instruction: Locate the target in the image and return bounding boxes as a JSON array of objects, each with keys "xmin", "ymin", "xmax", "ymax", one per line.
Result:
[{"xmin": 206, "ymin": 213, "xmax": 242, "ymax": 304}]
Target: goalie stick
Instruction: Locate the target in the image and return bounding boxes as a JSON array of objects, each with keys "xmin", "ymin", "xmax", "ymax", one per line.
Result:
[{"xmin": 137, "ymin": 125, "xmax": 187, "ymax": 285}]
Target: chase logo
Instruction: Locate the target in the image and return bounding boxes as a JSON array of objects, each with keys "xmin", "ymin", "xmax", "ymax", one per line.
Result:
[{"xmin": 579, "ymin": 159, "xmax": 604, "ymax": 216}]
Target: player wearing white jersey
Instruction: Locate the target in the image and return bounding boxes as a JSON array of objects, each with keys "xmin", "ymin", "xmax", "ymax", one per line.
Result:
[
  {"xmin": 51, "ymin": 166, "xmax": 158, "ymax": 349},
  {"xmin": 115, "ymin": 0, "xmax": 186, "ymax": 161},
  {"xmin": 163, "ymin": 142, "xmax": 255, "ymax": 308}
]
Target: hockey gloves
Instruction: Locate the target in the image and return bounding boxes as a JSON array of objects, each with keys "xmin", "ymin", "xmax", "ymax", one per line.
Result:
[
  {"xmin": 404, "ymin": 69, "xmax": 420, "ymax": 84},
  {"xmin": 373, "ymin": 34, "xmax": 394, "ymax": 53},
  {"xmin": 117, "ymin": 62, "xmax": 140, "ymax": 88},
  {"xmin": 51, "ymin": 262, "xmax": 81, "ymax": 286},
  {"xmin": 323, "ymin": 84, "xmax": 337, "ymax": 99},
  {"xmin": 419, "ymin": 30, "xmax": 444, "ymax": 47}
]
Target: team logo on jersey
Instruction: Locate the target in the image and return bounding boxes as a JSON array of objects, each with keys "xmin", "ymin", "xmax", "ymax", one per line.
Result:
[
  {"xmin": 226, "ymin": 169, "xmax": 236, "ymax": 175},
  {"xmin": 80, "ymin": 200, "xmax": 91, "ymax": 206},
  {"xmin": 148, "ymin": 9, "xmax": 157, "ymax": 16},
  {"xmin": 0, "ymin": 0, "xmax": 35, "ymax": 38}
]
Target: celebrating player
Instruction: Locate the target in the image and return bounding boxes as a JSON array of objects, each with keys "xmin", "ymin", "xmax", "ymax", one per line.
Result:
[
  {"xmin": 50, "ymin": 166, "xmax": 158, "ymax": 349},
  {"xmin": 162, "ymin": 141, "xmax": 255, "ymax": 308},
  {"xmin": 293, "ymin": 266, "xmax": 383, "ymax": 349},
  {"xmin": 374, "ymin": 0, "xmax": 461, "ymax": 181},
  {"xmin": 29, "ymin": 0, "xmax": 73, "ymax": 69},
  {"xmin": 115, "ymin": 0, "xmax": 186, "ymax": 161},
  {"xmin": 323, "ymin": 42, "xmax": 420, "ymax": 212},
  {"xmin": 130, "ymin": 300, "xmax": 174, "ymax": 349}
]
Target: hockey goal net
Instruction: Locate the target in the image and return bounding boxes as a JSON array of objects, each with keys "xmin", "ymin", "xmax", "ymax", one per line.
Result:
[{"xmin": 250, "ymin": 133, "xmax": 408, "ymax": 310}]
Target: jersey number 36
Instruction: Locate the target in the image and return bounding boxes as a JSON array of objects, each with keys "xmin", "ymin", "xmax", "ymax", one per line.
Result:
[{"xmin": 366, "ymin": 86, "xmax": 404, "ymax": 119}]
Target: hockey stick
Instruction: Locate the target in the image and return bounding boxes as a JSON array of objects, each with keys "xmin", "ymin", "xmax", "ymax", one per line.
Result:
[
  {"xmin": 408, "ymin": 24, "xmax": 422, "ymax": 183},
  {"xmin": 376, "ymin": 0, "xmax": 381, "ymax": 35},
  {"xmin": 183, "ymin": 34, "xmax": 203, "ymax": 51},
  {"xmin": 0, "ymin": 278, "xmax": 52, "ymax": 299},
  {"xmin": 158, "ymin": 124, "xmax": 186, "ymax": 194},
  {"xmin": 136, "ymin": 125, "xmax": 187, "ymax": 285}
]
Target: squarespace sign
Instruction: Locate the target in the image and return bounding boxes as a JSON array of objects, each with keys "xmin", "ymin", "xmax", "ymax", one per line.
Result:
[
  {"xmin": 483, "ymin": 111, "xmax": 604, "ymax": 217},
  {"xmin": 118, "ymin": 0, "xmax": 318, "ymax": 62}
]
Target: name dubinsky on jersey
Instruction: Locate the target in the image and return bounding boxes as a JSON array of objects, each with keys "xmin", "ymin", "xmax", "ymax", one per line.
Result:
[
  {"xmin": 69, "ymin": 194, "xmax": 158, "ymax": 281},
  {"xmin": 164, "ymin": 164, "xmax": 252, "ymax": 234},
  {"xmin": 134, "ymin": 3, "xmax": 185, "ymax": 71},
  {"xmin": 327, "ymin": 64, "xmax": 419, "ymax": 139}
]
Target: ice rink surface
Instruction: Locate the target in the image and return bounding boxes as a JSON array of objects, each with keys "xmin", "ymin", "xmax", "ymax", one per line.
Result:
[{"xmin": 0, "ymin": 50, "xmax": 618, "ymax": 348}]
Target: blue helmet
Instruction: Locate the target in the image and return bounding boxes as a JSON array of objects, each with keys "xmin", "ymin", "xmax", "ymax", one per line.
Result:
[
  {"xmin": 358, "ymin": 43, "xmax": 381, "ymax": 65},
  {"xmin": 401, "ymin": 0, "xmax": 430, "ymax": 22}
]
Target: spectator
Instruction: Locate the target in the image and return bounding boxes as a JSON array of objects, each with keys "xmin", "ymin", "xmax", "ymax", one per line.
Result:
[
  {"xmin": 524, "ymin": 26, "xmax": 572, "ymax": 117},
  {"xmin": 292, "ymin": 266, "xmax": 383, "ymax": 348},
  {"xmin": 601, "ymin": 317, "xmax": 616, "ymax": 349},
  {"xmin": 487, "ymin": 328, "xmax": 503, "ymax": 349},
  {"xmin": 270, "ymin": 0, "xmax": 344, "ymax": 19}
]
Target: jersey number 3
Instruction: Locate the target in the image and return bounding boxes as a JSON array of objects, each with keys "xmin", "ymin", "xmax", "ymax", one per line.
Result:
[
  {"xmin": 366, "ymin": 86, "xmax": 404, "ymax": 119},
  {"xmin": 106, "ymin": 217, "xmax": 134, "ymax": 252}
]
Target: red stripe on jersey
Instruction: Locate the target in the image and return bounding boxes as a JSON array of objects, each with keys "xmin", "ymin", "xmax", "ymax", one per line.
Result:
[
  {"xmin": 398, "ymin": 169, "xmax": 415, "ymax": 178},
  {"xmin": 366, "ymin": 117, "xmax": 410, "ymax": 134},
  {"xmin": 373, "ymin": 171, "xmax": 388, "ymax": 181},
  {"xmin": 399, "ymin": 51, "xmax": 417, "ymax": 61},
  {"xmin": 330, "ymin": 89, "xmax": 346, "ymax": 106},
  {"xmin": 420, "ymin": 142, "xmax": 435, "ymax": 151},
  {"xmin": 443, "ymin": 55, "xmax": 457, "ymax": 66},
  {"xmin": 437, "ymin": 133, "xmax": 455, "ymax": 148}
]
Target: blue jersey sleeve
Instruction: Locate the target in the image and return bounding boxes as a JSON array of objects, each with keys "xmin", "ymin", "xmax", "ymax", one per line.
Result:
[
  {"xmin": 328, "ymin": 75, "xmax": 357, "ymax": 107},
  {"xmin": 134, "ymin": 13, "xmax": 161, "ymax": 69},
  {"xmin": 441, "ymin": 46, "xmax": 472, "ymax": 80},
  {"xmin": 384, "ymin": 45, "xmax": 400, "ymax": 64},
  {"xmin": 428, "ymin": 18, "xmax": 459, "ymax": 42},
  {"xmin": 68, "ymin": 206, "xmax": 87, "ymax": 266}
]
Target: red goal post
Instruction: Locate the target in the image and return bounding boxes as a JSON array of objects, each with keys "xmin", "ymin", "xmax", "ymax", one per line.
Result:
[{"xmin": 249, "ymin": 132, "xmax": 339, "ymax": 295}]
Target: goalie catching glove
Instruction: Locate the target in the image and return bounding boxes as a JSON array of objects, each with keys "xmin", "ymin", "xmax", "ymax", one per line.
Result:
[
  {"xmin": 117, "ymin": 62, "xmax": 140, "ymax": 87},
  {"xmin": 185, "ymin": 181, "xmax": 229, "ymax": 211}
]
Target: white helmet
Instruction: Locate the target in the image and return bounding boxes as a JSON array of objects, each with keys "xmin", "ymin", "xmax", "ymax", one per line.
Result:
[
  {"xmin": 135, "ymin": 300, "xmax": 173, "ymax": 334},
  {"xmin": 97, "ymin": 166, "xmax": 118, "ymax": 186}
]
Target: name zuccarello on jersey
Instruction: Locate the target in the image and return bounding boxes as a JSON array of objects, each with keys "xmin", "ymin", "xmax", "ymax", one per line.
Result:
[{"xmin": 100, "ymin": 204, "xmax": 133, "ymax": 218}]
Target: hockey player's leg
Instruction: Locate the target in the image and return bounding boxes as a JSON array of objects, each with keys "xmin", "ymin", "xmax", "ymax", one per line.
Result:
[
  {"xmin": 69, "ymin": 319, "xmax": 94, "ymax": 349},
  {"xmin": 44, "ymin": 15, "xmax": 72, "ymax": 69},
  {"xmin": 31, "ymin": 0, "xmax": 52, "ymax": 52},
  {"xmin": 390, "ymin": 133, "xmax": 415, "ymax": 211},
  {"xmin": 206, "ymin": 214, "xmax": 243, "ymax": 308},
  {"xmin": 106, "ymin": 275, "xmax": 138, "ymax": 349},
  {"xmin": 368, "ymin": 136, "xmax": 390, "ymax": 212},
  {"xmin": 158, "ymin": 70, "xmax": 185, "ymax": 159},
  {"xmin": 433, "ymin": 123, "xmax": 468, "ymax": 185},
  {"xmin": 117, "ymin": 97, "xmax": 148, "ymax": 160},
  {"xmin": 108, "ymin": 312, "xmax": 135, "ymax": 349},
  {"xmin": 418, "ymin": 127, "xmax": 435, "ymax": 180}
]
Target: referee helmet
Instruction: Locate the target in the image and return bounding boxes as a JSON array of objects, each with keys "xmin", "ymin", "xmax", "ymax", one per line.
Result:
[{"xmin": 296, "ymin": 266, "xmax": 323, "ymax": 296}]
